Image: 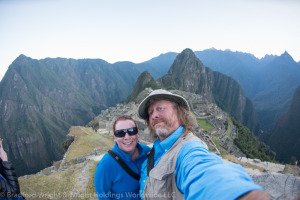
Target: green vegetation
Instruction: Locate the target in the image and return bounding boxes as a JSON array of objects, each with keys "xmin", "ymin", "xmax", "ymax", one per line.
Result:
[
  {"xmin": 212, "ymin": 139, "xmax": 227, "ymax": 153},
  {"xmin": 192, "ymin": 102, "xmax": 205, "ymax": 108},
  {"xmin": 197, "ymin": 119, "xmax": 214, "ymax": 131},
  {"xmin": 232, "ymin": 118, "xmax": 276, "ymax": 161},
  {"xmin": 224, "ymin": 118, "xmax": 233, "ymax": 136}
]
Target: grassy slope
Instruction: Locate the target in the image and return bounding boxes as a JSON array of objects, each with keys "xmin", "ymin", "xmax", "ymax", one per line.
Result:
[{"xmin": 19, "ymin": 126, "xmax": 114, "ymax": 200}]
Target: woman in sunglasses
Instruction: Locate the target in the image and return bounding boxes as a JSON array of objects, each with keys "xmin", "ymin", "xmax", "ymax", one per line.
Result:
[{"xmin": 94, "ymin": 115, "xmax": 150, "ymax": 200}]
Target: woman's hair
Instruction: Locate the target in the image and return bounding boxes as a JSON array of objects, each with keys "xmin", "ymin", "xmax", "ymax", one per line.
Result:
[
  {"xmin": 145, "ymin": 102, "xmax": 197, "ymax": 139},
  {"xmin": 113, "ymin": 115, "xmax": 137, "ymax": 132}
]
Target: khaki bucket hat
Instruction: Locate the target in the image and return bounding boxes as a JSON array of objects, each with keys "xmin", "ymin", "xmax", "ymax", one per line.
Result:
[{"xmin": 137, "ymin": 89, "xmax": 190, "ymax": 120}]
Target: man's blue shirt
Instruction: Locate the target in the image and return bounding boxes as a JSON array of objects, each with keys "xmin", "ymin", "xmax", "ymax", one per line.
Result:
[
  {"xmin": 95, "ymin": 142, "xmax": 150, "ymax": 200},
  {"xmin": 139, "ymin": 126, "xmax": 262, "ymax": 200}
]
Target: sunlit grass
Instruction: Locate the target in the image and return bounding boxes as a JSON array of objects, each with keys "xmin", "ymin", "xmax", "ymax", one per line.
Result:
[
  {"xmin": 65, "ymin": 132, "xmax": 114, "ymax": 162},
  {"xmin": 197, "ymin": 119, "xmax": 214, "ymax": 131},
  {"xmin": 19, "ymin": 167, "xmax": 77, "ymax": 199},
  {"xmin": 226, "ymin": 118, "xmax": 233, "ymax": 136}
]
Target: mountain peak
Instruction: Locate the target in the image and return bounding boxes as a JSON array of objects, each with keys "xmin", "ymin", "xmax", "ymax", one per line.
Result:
[
  {"xmin": 168, "ymin": 48, "xmax": 203, "ymax": 76},
  {"xmin": 12, "ymin": 54, "xmax": 32, "ymax": 66},
  {"xmin": 280, "ymin": 51, "xmax": 294, "ymax": 61},
  {"xmin": 16, "ymin": 54, "xmax": 29, "ymax": 60},
  {"xmin": 178, "ymin": 48, "xmax": 198, "ymax": 60},
  {"xmin": 129, "ymin": 71, "xmax": 159, "ymax": 103},
  {"xmin": 181, "ymin": 48, "xmax": 194, "ymax": 54}
]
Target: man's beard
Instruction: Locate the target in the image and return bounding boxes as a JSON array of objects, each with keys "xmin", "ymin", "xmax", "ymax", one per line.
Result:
[
  {"xmin": 152, "ymin": 119, "xmax": 173, "ymax": 140},
  {"xmin": 155, "ymin": 126, "xmax": 170, "ymax": 139}
]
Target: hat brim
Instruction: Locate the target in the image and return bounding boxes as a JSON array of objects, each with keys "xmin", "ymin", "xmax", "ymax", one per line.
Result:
[{"xmin": 137, "ymin": 92, "xmax": 190, "ymax": 120}]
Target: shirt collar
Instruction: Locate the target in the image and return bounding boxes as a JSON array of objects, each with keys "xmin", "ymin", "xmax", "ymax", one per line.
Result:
[{"xmin": 154, "ymin": 126, "xmax": 184, "ymax": 152}]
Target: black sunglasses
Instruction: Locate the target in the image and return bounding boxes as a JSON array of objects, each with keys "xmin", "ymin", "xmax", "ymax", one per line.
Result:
[{"xmin": 114, "ymin": 127, "xmax": 138, "ymax": 137}]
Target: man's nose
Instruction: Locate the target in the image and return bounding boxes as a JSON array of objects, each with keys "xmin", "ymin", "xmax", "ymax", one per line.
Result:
[{"xmin": 151, "ymin": 110, "xmax": 159, "ymax": 119}]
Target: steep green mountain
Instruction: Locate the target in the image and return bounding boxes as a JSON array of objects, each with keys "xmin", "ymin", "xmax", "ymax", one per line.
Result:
[
  {"xmin": 128, "ymin": 71, "xmax": 159, "ymax": 102},
  {"xmin": 158, "ymin": 49, "xmax": 259, "ymax": 133},
  {"xmin": 0, "ymin": 55, "xmax": 140, "ymax": 175},
  {"xmin": 268, "ymin": 86, "xmax": 300, "ymax": 163}
]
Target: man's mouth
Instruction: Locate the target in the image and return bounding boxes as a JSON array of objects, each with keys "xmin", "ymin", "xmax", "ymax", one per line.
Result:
[{"xmin": 152, "ymin": 120, "xmax": 164, "ymax": 127}]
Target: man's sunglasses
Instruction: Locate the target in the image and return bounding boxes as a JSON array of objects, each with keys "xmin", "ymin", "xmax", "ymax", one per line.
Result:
[{"xmin": 114, "ymin": 127, "xmax": 138, "ymax": 137}]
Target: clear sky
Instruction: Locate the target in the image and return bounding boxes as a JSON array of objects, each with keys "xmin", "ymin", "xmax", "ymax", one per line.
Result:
[{"xmin": 1, "ymin": 0, "xmax": 299, "ymax": 80}]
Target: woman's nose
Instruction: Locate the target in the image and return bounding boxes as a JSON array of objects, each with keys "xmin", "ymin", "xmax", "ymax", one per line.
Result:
[{"xmin": 124, "ymin": 132, "xmax": 131, "ymax": 139}]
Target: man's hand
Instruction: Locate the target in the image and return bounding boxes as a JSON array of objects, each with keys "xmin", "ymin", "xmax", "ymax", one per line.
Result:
[{"xmin": 237, "ymin": 190, "xmax": 271, "ymax": 200}]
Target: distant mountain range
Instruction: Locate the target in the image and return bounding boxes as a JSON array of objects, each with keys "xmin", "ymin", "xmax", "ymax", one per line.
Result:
[
  {"xmin": 194, "ymin": 49, "xmax": 300, "ymax": 132},
  {"xmin": 0, "ymin": 48, "xmax": 299, "ymax": 175}
]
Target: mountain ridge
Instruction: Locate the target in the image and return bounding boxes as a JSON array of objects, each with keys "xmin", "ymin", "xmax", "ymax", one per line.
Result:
[
  {"xmin": 194, "ymin": 49, "xmax": 300, "ymax": 132},
  {"xmin": 1, "ymin": 48, "xmax": 299, "ymax": 176}
]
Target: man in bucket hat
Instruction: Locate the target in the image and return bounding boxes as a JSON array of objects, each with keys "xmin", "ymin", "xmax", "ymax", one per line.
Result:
[{"xmin": 138, "ymin": 89, "xmax": 270, "ymax": 200}]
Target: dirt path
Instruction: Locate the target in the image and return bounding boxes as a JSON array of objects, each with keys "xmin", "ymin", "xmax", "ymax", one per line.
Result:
[{"xmin": 70, "ymin": 160, "xmax": 97, "ymax": 200}]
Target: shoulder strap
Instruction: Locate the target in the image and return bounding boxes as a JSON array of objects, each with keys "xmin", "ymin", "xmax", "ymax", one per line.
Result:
[
  {"xmin": 108, "ymin": 150, "xmax": 140, "ymax": 180},
  {"xmin": 147, "ymin": 147, "xmax": 155, "ymax": 176}
]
